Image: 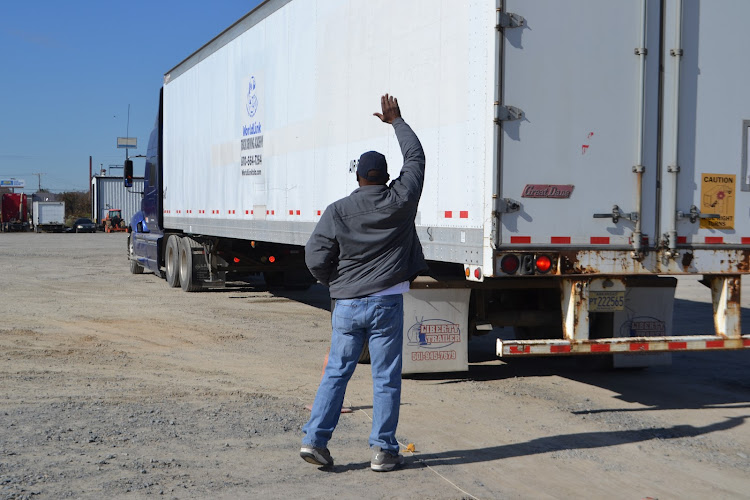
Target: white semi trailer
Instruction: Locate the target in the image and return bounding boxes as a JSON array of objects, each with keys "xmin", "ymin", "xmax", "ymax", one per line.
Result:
[{"xmin": 126, "ymin": 0, "xmax": 750, "ymax": 372}]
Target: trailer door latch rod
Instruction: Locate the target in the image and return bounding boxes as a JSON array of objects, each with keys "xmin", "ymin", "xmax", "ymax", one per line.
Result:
[{"xmin": 593, "ymin": 205, "xmax": 638, "ymax": 224}]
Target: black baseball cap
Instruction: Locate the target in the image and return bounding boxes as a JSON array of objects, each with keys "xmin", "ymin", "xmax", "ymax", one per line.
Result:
[{"xmin": 357, "ymin": 151, "xmax": 388, "ymax": 182}]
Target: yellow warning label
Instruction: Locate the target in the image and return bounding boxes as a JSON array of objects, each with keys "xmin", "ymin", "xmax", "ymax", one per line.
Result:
[{"xmin": 700, "ymin": 173, "xmax": 735, "ymax": 229}]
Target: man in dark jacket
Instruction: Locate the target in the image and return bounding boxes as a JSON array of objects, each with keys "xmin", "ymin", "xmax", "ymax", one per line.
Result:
[{"xmin": 300, "ymin": 94, "xmax": 427, "ymax": 472}]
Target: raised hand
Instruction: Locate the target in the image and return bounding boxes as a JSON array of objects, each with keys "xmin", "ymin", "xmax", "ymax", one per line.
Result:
[{"xmin": 373, "ymin": 94, "xmax": 401, "ymax": 124}]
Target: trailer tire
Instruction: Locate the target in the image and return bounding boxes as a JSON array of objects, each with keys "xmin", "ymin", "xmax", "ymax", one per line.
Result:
[
  {"xmin": 128, "ymin": 235, "xmax": 144, "ymax": 274},
  {"xmin": 165, "ymin": 235, "xmax": 181, "ymax": 288},
  {"xmin": 179, "ymin": 236, "xmax": 202, "ymax": 292},
  {"xmin": 263, "ymin": 271, "xmax": 284, "ymax": 289}
]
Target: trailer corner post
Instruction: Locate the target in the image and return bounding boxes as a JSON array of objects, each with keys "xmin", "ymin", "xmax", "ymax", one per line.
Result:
[
  {"xmin": 561, "ymin": 278, "xmax": 590, "ymax": 341},
  {"xmin": 492, "ymin": 0, "xmax": 505, "ymax": 249},
  {"xmin": 707, "ymin": 274, "xmax": 742, "ymax": 338},
  {"xmin": 493, "ymin": 1, "xmax": 525, "ymax": 249}
]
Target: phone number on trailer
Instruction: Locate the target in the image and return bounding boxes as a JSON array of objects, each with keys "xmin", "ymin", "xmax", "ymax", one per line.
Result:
[{"xmin": 241, "ymin": 155, "xmax": 263, "ymax": 166}]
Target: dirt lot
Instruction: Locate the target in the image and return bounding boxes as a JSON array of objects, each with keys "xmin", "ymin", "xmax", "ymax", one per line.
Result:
[{"xmin": 1, "ymin": 232, "xmax": 749, "ymax": 499}]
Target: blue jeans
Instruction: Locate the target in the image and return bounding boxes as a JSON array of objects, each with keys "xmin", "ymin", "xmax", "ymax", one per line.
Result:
[{"xmin": 302, "ymin": 294, "xmax": 404, "ymax": 453}]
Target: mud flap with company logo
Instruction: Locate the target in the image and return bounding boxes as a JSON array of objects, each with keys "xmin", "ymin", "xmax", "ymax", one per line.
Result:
[
  {"xmin": 402, "ymin": 288, "xmax": 471, "ymax": 375},
  {"xmin": 611, "ymin": 279, "xmax": 676, "ymax": 368}
]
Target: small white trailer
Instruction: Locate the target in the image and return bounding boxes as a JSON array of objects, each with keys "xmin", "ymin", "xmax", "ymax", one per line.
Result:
[
  {"xmin": 128, "ymin": 0, "xmax": 750, "ymax": 373},
  {"xmin": 32, "ymin": 201, "xmax": 65, "ymax": 233}
]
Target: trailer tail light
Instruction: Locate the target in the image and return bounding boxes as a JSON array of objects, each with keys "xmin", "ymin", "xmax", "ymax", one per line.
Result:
[
  {"xmin": 268, "ymin": 255, "xmax": 276, "ymax": 263},
  {"xmin": 233, "ymin": 257, "xmax": 240, "ymax": 263},
  {"xmin": 474, "ymin": 268, "xmax": 482, "ymax": 279},
  {"xmin": 497, "ymin": 252, "xmax": 557, "ymax": 276},
  {"xmin": 535, "ymin": 255, "xmax": 552, "ymax": 273},
  {"xmin": 500, "ymin": 254, "xmax": 520, "ymax": 274}
]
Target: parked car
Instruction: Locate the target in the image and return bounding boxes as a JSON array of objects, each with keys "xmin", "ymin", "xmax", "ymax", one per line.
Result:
[{"xmin": 72, "ymin": 218, "xmax": 96, "ymax": 233}]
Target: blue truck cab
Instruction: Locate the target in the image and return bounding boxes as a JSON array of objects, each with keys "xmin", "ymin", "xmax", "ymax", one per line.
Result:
[{"xmin": 126, "ymin": 90, "xmax": 164, "ymax": 276}]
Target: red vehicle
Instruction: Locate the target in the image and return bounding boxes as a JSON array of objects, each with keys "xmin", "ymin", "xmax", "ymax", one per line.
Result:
[{"xmin": 1, "ymin": 193, "xmax": 29, "ymax": 232}]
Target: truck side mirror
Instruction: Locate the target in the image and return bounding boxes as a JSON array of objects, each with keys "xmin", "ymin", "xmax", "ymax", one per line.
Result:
[{"xmin": 124, "ymin": 159, "xmax": 133, "ymax": 187}]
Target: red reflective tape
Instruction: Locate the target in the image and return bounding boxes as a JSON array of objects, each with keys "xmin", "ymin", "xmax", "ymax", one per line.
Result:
[
  {"xmin": 742, "ymin": 238, "xmax": 750, "ymax": 245},
  {"xmin": 271, "ymin": 210, "xmax": 275, "ymax": 215},
  {"xmin": 668, "ymin": 342, "xmax": 687, "ymax": 350},
  {"xmin": 296, "ymin": 210, "xmax": 301, "ymax": 215},
  {"xmin": 511, "ymin": 236, "xmax": 531, "ymax": 244},
  {"xmin": 590, "ymin": 344, "xmax": 611, "ymax": 352},
  {"xmin": 630, "ymin": 342, "xmax": 649, "ymax": 351},
  {"xmin": 677, "ymin": 236, "xmax": 687, "ymax": 244},
  {"xmin": 743, "ymin": 339, "xmax": 750, "ymax": 347},
  {"xmin": 289, "ymin": 210, "xmax": 294, "ymax": 215},
  {"xmin": 590, "ymin": 237, "xmax": 610, "ymax": 245},
  {"xmin": 550, "ymin": 345, "xmax": 571, "ymax": 353},
  {"xmin": 245, "ymin": 210, "xmax": 249, "ymax": 214},
  {"xmin": 509, "ymin": 345, "xmax": 531, "ymax": 354},
  {"xmin": 706, "ymin": 340, "xmax": 725, "ymax": 348},
  {"xmin": 551, "ymin": 236, "xmax": 571, "ymax": 244},
  {"xmin": 444, "ymin": 211, "xmax": 453, "ymax": 218},
  {"xmin": 460, "ymin": 211, "xmax": 469, "ymax": 218},
  {"xmin": 705, "ymin": 237, "xmax": 723, "ymax": 244}
]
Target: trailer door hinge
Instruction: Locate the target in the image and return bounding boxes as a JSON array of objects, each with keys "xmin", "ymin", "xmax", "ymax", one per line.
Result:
[
  {"xmin": 497, "ymin": 11, "xmax": 525, "ymax": 30},
  {"xmin": 496, "ymin": 198, "xmax": 520, "ymax": 214},
  {"xmin": 495, "ymin": 104, "xmax": 524, "ymax": 122}
]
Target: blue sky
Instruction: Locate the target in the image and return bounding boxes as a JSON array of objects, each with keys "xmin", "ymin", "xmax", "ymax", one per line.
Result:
[{"xmin": 0, "ymin": 0, "xmax": 263, "ymax": 193}]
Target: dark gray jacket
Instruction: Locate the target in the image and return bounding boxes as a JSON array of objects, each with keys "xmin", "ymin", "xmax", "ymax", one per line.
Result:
[{"xmin": 305, "ymin": 117, "xmax": 427, "ymax": 299}]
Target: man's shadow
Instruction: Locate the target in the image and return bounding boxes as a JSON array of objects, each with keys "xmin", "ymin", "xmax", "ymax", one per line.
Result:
[{"xmin": 324, "ymin": 416, "xmax": 747, "ymax": 472}]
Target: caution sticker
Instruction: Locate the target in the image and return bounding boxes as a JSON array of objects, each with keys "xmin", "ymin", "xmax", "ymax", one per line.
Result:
[{"xmin": 700, "ymin": 174, "xmax": 735, "ymax": 229}]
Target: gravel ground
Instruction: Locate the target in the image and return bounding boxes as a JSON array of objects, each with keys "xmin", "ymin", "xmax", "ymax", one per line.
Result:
[{"xmin": 1, "ymin": 232, "xmax": 750, "ymax": 499}]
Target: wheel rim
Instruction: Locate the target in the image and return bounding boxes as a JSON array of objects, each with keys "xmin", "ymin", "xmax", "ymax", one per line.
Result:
[
  {"xmin": 179, "ymin": 246, "xmax": 188, "ymax": 282},
  {"xmin": 166, "ymin": 244, "xmax": 174, "ymax": 277}
]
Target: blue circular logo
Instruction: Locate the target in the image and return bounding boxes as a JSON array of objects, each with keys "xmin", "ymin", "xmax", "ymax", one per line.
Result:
[{"xmin": 246, "ymin": 77, "xmax": 258, "ymax": 117}]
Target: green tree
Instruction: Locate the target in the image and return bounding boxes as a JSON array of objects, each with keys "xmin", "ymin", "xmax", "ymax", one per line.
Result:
[{"xmin": 59, "ymin": 191, "xmax": 91, "ymax": 224}]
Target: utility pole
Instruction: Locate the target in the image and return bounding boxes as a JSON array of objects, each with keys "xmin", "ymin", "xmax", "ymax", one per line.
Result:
[{"xmin": 31, "ymin": 173, "xmax": 43, "ymax": 191}]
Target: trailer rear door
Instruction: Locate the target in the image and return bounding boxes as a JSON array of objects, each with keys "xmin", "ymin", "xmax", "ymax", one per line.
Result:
[
  {"xmin": 660, "ymin": 0, "xmax": 750, "ymax": 248},
  {"xmin": 499, "ymin": 1, "xmax": 661, "ymax": 249}
]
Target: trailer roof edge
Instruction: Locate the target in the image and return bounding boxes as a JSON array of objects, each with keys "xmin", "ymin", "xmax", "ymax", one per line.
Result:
[{"xmin": 164, "ymin": 0, "xmax": 291, "ymax": 84}]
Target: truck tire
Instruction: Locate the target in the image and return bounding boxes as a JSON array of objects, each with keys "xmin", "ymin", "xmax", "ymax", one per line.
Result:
[
  {"xmin": 165, "ymin": 235, "xmax": 181, "ymax": 288},
  {"xmin": 179, "ymin": 236, "xmax": 202, "ymax": 292},
  {"xmin": 128, "ymin": 235, "xmax": 144, "ymax": 274}
]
